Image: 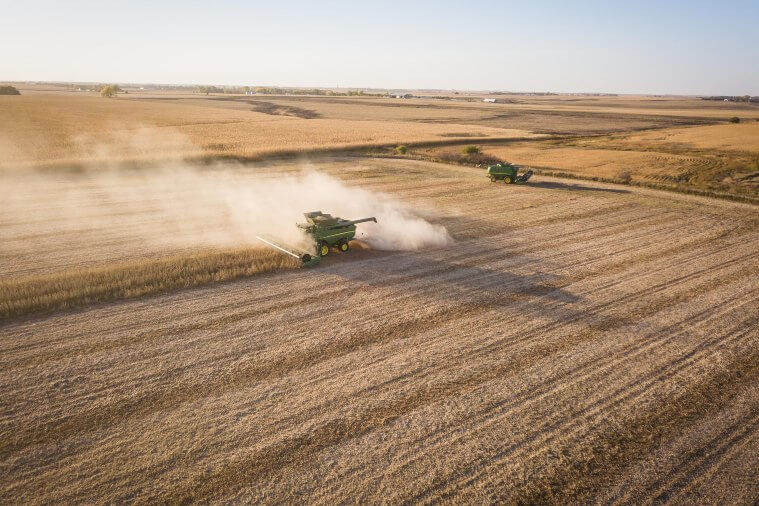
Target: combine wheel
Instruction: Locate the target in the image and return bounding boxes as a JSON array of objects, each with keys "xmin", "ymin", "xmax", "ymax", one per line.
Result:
[
  {"xmin": 503, "ymin": 175, "xmax": 512, "ymax": 184},
  {"xmin": 319, "ymin": 242, "xmax": 330, "ymax": 256},
  {"xmin": 339, "ymin": 241, "xmax": 350, "ymax": 252},
  {"xmin": 489, "ymin": 176, "xmax": 496, "ymax": 182}
]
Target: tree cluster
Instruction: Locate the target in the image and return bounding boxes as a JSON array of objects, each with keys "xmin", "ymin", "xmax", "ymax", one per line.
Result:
[
  {"xmin": 99, "ymin": 84, "xmax": 122, "ymax": 97},
  {"xmin": 0, "ymin": 85, "xmax": 21, "ymax": 95}
]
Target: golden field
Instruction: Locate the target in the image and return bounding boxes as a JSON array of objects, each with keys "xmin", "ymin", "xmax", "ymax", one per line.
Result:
[
  {"xmin": 584, "ymin": 121, "xmax": 759, "ymax": 153},
  {"xmin": 0, "ymin": 94, "xmax": 535, "ymax": 169},
  {"xmin": 3, "ymin": 87, "xmax": 758, "ymax": 203},
  {"xmin": 1, "ymin": 85, "xmax": 757, "ymax": 503},
  {"xmin": 1, "ymin": 88, "xmax": 758, "ymax": 316},
  {"xmin": 2, "ymin": 157, "xmax": 757, "ymax": 503},
  {"xmin": 1, "ymin": 88, "xmax": 758, "ymax": 320},
  {"xmin": 480, "ymin": 143, "xmax": 719, "ymax": 182},
  {"xmin": 0, "ymin": 248, "xmax": 297, "ymax": 319},
  {"xmin": 2, "ymin": 0, "xmax": 758, "ymax": 495}
]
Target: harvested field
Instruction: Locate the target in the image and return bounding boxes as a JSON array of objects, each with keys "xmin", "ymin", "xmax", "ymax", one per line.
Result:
[
  {"xmin": 1, "ymin": 158, "xmax": 757, "ymax": 504},
  {"xmin": 457, "ymin": 125, "xmax": 759, "ymax": 201},
  {"xmin": 478, "ymin": 96, "xmax": 759, "ymax": 120},
  {"xmin": 477, "ymin": 143, "xmax": 722, "ymax": 184},
  {"xmin": 8, "ymin": 91, "xmax": 756, "ymax": 171},
  {"xmin": 6, "ymin": 91, "xmax": 757, "ymax": 202},
  {"xmin": 149, "ymin": 95, "xmax": 711, "ymax": 134},
  {"xmin": 0, "ymin": 95, "xmax": 534, "ymax": 169},
  {"xmin": 586, "ymin": 122, "xmax": 759, "ymax": 154}
]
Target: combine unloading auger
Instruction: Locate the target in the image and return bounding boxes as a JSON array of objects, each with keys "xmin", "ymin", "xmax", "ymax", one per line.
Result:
[{"xmin": 256, "ymin": 236, "xmax": 321, "ymax": 267}]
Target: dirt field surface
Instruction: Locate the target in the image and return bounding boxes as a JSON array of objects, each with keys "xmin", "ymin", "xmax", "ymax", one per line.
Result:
[{"xmin": 2, "ymin": 158, "xmax": 757, "ymax": 504}]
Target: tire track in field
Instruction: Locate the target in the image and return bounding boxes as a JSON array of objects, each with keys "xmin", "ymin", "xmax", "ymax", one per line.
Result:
[
  {"xmin": 0, "ymin": 206, "xmax": 681, "ymax": 365},
  {"xmin": 7, "ymin": 243, "xmax": 748, "ymax": 496},
  {"xmin": 163, "ymin": 277, "xmax": 757, "ymax": 503},
  {"xmin": 641, "ymin": 415, "xmax": 759, "ymax": 504},
  {"xmin": 2, "ymin": 217, "xmax": 732, "ymax": 426},
  {"xmin": 3, "ymin": 226, "xmax": 753, "ymax": 451},
  {"xmin": 319, "ymin": 280, "xmax": 758, "ymax": 501},
  {"xmin": 503, "ymin": 350, "xmax": 759, "ymax": 505},
  {"xmin": 427, "ymin": 310, "xmax": 759, "ymax": 503}
]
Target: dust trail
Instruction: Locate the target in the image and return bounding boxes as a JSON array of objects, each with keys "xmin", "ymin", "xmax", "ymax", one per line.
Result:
[
  {"xmin": 227, "ymin": 170, "xmax": 453, "ymax": 251},
  {"xmin": 0, "ymin": 164, "xmax": 452, "ymax": 262}
]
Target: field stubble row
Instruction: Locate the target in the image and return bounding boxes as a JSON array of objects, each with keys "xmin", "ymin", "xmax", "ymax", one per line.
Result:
[{"xmin": 1, "ymin": 157, "xmax": 757, "ymax": 503}]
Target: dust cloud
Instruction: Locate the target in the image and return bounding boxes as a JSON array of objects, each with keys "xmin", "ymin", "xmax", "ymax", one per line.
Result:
[
  {"xmin": 1, "ymin": 164, "xmax": 452, "ymax": 257},
  {"xmin": 228, "ymin": 170, "xmax": 453, "ymax": 252}
]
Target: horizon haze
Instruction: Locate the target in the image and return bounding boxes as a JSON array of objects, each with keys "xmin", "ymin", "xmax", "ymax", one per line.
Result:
[{"xmin": 2, "ymin": 0, "xmax": 758, "ymax": 95}]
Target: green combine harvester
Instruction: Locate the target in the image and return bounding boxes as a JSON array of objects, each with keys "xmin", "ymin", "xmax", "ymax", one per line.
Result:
[
  {"xmin": 257, "ymin": 211, "xmax": 377, "ymax": 267},
  {"xmin": 487, "ymin": 162, "xmax": 533, "ymax": 184}
]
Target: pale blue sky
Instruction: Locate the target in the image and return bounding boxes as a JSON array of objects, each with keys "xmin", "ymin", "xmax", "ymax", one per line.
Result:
[{"xmin": 2, "ymin": 0, "xmax": 757, "ymax": 94}]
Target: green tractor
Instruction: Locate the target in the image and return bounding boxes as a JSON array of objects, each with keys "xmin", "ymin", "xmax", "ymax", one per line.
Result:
[
  {"xmin": 487, "ymin": 162, "xmax": 533, "ymax": 184},
  {"xmin": 298, "ymin": 211, "xmax": 377, "ymax": 256}
]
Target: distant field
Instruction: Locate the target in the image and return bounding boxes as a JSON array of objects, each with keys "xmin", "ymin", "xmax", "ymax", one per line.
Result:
[
  {"xmin": 479, "ymin": 143, "xmax": 718, "ymax": 182},
  {"xmin": 416, "ymin": 122, "xmax": 759, "ymax": 202},
  {"xmin": 135, "ymin": 93, "xmax": 759, "ymax": 136},
  {"xmin": 3, "ymin": 89, "xmax": 758, "ymax": 200},
  {"xmin": 0, "ymin": 94, "xmax": 534, "ymax": 169},
  {"xmin": 586, "ymin": 122, "xmax": 759, "ymax": 153}
]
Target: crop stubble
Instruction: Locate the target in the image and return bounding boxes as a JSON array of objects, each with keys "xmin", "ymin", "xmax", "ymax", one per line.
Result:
[{"xmin": 0, "ymin": 158, "xmax": 757, "ymax": 504}]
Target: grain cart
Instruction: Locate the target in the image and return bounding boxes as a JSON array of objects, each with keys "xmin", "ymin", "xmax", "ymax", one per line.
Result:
[
  {"xmin": 487, "ymin": 162, "xmax": 533, "ymax": 184},
  {"xmin": 256, "ymin": 211, "xmax": 377, "ymax": 267}
]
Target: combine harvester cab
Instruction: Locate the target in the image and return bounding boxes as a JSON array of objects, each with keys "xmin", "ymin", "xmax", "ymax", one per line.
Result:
[
  {"xmin": 487, "ymin": 162, "xmax": 533, "ymax": 184},
  {"xmin": 257, "ymin": 211, "xmax": 377, "ymax": 267}
]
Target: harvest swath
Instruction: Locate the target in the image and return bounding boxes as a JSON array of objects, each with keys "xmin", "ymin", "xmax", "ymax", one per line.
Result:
[{"xmin": 1, "ymin": 157, "xmax": 757, "ymax": 504}]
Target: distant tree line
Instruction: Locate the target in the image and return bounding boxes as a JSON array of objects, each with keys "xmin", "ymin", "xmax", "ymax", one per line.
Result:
[
  {"xmin": 490, "ymin": 91, "xmax": 561, "ymax": 96},
  {"xmin": 195, "ymin": 85, "xmax": 384, "ymax": 97},
  {"xmin": 703, "ymin": 95, "xmax": 758, "ymax": 103}
]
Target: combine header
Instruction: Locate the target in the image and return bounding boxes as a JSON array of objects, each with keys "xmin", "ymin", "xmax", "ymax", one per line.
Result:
[
  {"xmin": 487, "ymin": 162, "xmax": 533, "ymax": 184},
  {"xmin": 257, "ymin": 211, "xmax": 377, "ymax": 267}
]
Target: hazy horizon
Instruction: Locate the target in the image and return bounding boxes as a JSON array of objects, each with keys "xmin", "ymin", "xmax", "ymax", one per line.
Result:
[
  {"xmin": 11, "ymin": 80, "xmax": 753, "ymax": 98},
  {"xmin": 2, "ymin": 0, "xmax": 758, "ymax": 96}
]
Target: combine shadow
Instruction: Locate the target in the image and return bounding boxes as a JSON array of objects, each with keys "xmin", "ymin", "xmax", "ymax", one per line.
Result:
[
  {"xmin": 328, "ymin": 246, "xmax": 583, "ymax": 322},
  {"xmin": 434, "ymin": 215, "xmax": 517, "ymax": 241},
  {"xmin": 530, "ymin": 180, "xmax": 631, "ymax": 194}
]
